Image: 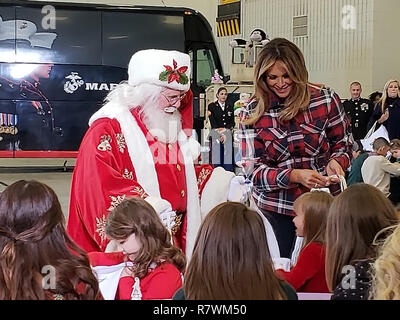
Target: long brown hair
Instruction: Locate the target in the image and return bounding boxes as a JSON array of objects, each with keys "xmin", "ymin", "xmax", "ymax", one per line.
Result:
[
  {"xmin": 245, "ymin": 37, "xmax": 312, "ymax": 125},
  {"xmin": 105, "ymin": 197, "xmax": 185, "ymax": 278},
  {"xmin": 0, "ymin": 180, "xmax": 99, "ymax": 300},
  {"xmin": 184, "ymin": 202, "xmax": 286, "ymax": 300},
  {"xmin": 293, "ymin": 191, "xmax": 333, "ymax": 248},
  {"xmin": 325, "ymin": 183, "xmax": 398, "ymax": 291}
]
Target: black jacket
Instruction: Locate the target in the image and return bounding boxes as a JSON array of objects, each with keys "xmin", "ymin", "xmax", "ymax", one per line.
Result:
[
  {"xmin": 207, "ymin": 101, "xmax": 235, "ymax": 130},
  {"xmin": 368, "ymin": 97, "xmax": 400, "ymax": 140},
  {"xmin": 331, "ymin": 259, "xmax": 372, "ymax": 300},
  {"xmin": 343, "ymin": 98, "xmax": 373, "ymax": 140}
]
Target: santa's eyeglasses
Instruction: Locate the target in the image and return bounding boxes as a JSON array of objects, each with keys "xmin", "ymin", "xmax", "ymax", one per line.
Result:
[{"xmin": 161, "ymin": 92, "xmax": 186, "ymax": 105}]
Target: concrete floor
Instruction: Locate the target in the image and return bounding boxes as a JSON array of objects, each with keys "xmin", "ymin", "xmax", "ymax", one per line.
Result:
[{"xmin": 0, "ymin": 158, "xmax": 75, "ymax": 219}]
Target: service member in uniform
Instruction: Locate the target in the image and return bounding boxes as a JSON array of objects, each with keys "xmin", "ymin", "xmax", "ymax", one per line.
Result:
[
  {"xmin": 0, "ymin": 75, "xmax": 19, "ymax": 150},
  {"xmin": 207, "ymin": 87, "xmax": 235, "ymax": 172},
  {"xmin": 343, "ymin": 81, "xmax": 373, "ymax": 141},
  {"xmin": 16, "ymin": 63, "xmax": 63, "ymax": 150}
]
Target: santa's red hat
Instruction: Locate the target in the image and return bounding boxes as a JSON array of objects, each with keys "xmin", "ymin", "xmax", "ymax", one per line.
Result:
[{"xmin": 128, "ymin": 49, "xmax": 191, "ymax": 92}]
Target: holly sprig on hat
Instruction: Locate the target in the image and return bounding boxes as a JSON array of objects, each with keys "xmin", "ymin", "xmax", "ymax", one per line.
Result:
[{"xmin": 159, "ymin": 59, "xmax": 188, "ymax": 85}]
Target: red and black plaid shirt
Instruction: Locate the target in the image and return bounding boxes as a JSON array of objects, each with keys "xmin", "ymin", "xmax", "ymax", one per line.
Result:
[{"xmin": 238, "ymin": 84, "xmax": 352, "ymax": 216}]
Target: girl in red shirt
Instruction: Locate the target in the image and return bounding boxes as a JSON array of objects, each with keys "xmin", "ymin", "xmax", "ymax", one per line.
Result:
[
  {"xmin": 277, "ymin": 191, "xmax": 333, "ymax": 292},
  {"xmin": 89, "ymin": 197, "xmax": 185, "ymax": 300}
]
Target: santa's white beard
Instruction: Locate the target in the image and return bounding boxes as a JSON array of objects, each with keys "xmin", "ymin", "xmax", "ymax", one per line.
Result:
[{"xmin": 141, "ymin": 104, "xmax": 182, "ymax": 143}]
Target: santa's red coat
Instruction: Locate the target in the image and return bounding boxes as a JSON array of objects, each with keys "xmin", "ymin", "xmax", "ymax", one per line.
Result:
[{"xmin": 67, "ymin": 108, "xmax": 213, "ymax": 253}]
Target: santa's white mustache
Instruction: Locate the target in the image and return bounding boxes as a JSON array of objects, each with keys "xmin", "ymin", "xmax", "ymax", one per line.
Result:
[{"xmin": 163, "ymin": 106, "xmax": 177, "ymax": 114}]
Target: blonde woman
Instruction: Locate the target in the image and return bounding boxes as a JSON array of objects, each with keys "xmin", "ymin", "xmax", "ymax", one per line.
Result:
[
  {"xmin": 368, "ymin": 79, "xmax": 400, "ymax": 140},
  {"xmin": 238, "ymin": 37, "xmax": 352, "ymax": 258}
]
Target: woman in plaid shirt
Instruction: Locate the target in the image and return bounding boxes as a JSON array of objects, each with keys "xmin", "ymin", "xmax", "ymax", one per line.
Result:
[{"xmin": 238, "ymin": 38, "xmax": 352, "ymax": 258}]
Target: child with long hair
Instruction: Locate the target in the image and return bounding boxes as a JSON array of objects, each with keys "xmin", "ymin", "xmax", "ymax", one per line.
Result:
[
  {"xmin": 276, "ymin": 191, "xmax": 333, "ymax": 292},
  {"xmin": 173, "ymin": 202, "xmax": 297, "ymax": 300},
  {"xmin": 89, "ymin": 197, "xmax": 185, "ymax": 300},
  {"xmin": 325, "ymin": 183, "xmax": 398, "ymax": 300},
  {"xmin": 0, "ymin": 180, "xmax": 100, "ymax": 300}
]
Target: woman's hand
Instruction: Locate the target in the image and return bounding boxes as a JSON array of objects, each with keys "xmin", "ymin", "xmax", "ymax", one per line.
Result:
[
  {"xmin": 289, "ymin": 169, "xmax": 329, "ymax": 189},
  {"xmin": 378, "ymin": 109, "xmax": 389, "ymax": 124},
  {"xmin": 326, "ymin": 159, "xmax": 344, "ymax": 179},
  {"xmin": 325, "ymin": 159, "xmax": 344, "ymax": 184}
]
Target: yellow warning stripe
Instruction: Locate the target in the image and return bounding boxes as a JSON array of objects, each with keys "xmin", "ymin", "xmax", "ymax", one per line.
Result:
[
  {"xmin": 221, "ymin": 0, "xmax": 239, "ymax": 4},
  {"xmin": 234, "ymin": 19, "xmax": 240, "ymax": 34},
  {"xmin": 223, "ymin": 20, "xmax": 228, "ymax": 36},
  {"xmin": 216, "ymin": 18, "xmax": 240, "ymax": 37},
  {"xmin": 226, "ymin": 19, "xmax": 232, "ymax": 35},
  {"xmin": 230, "ymin": 20, "xmax": 235, "ymax": 34}
]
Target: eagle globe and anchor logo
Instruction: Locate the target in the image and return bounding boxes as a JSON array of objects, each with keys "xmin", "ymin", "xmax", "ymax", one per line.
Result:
[
  {"xmin": 63, "ymin": 72, "xmax": 84, "ymax": 93},
  {"xmin": 63, "ymin": 72, "xmax": 118, "ymax": 94}
]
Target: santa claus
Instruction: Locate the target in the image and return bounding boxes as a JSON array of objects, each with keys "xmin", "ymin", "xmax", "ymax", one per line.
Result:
[{"xmin": 67, "ymin": 49, "xmax": 248, "ymax": 259}]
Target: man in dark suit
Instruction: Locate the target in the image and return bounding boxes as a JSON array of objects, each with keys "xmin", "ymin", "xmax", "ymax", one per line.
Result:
[
  {"xmin": 207, "ymin": 87, "xmax": 235, "ymax": 171},
  {"xmin": 343, "ymin": 81, "xmax": 374, "ymax": 140}
]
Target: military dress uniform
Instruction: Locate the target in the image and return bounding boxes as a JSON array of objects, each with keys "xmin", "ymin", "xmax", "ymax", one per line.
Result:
[
  {"xmin": 207, "ymin": 100, "xmax": 235, "ymax": 171},
  {"xmin": 0, "ymin": 77, "xmax": 19, "ymax": 150},
  {"xmin": 16, "ymin": 77, "xmax": 61, "ymax": 150},
  {"xmin": 343, "ymin": 98, "xmax": 373, "ymax": 141}
]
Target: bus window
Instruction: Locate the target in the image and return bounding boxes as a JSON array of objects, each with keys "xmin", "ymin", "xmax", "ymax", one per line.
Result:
[
  {"xmin": 103, "ymin": 12, "xmax": 185, "ymax": 68},
  {"xmin": 15, "ymin": 7, "xmax": 101, "ymax": 64},
  {"xmin": 188, "ymin": 50, "xmax": 194, "ymax": 85},
  {"xmin": 196, "ymin": 49, "xmax": 216, "ymax": 91}
]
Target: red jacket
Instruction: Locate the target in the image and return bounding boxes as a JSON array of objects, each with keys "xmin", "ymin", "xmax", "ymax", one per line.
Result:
[
  {"xmin": 276, "ymin": 242, "xmax": 329, "ymax": 293},
  {"xmin": 89, "ymin": 251, "xmax": 182, "ymax": 300}
]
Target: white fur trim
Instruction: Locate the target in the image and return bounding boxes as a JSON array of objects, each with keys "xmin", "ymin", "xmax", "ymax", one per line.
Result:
[
  {"xmin": 89, "ymin": 102, "xmax": 201, "ymax": 261},
  {"xmin": 89, "ymin": 101, "xmax": 125, "ymax": 126},
  {"xmin": 178, "ymin": 132, "xmax": 201, "ymax": 261},
  {"xmin": 178, "ymin": 131, "xmax": 200, "ymax": 161},
  {"xmin": 92, "ymin": 262, "xmax": 133, "ymax": 300},
  {"xmin": 249, "ymin": 198, "xmax": 281, "ymax": 261},
  {"xmin": 200, "ymin": 167, "xmax": 235, "ymax": 219},
  {"xmin": 128, "ymin": 49, "xmax": 191, "ymax": 92},
  {"xmin": 145, "ymin": 196, "xmax": 172, "ymax": 214}
]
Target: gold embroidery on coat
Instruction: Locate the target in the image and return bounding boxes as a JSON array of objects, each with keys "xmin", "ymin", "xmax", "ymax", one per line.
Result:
[
  {"xmin": 95, "ymin": 214, "xmax": 108, "ymax": 243},
  {"xmin": 171, "ymin": 214, "xmax": 183, "ymax": 235},
  {"xmin": 97, "ymin": 134, "xmax": 112, "ymax": 152},
  {"xmin": 108, "ymin": 195, "xmax": 126, "ymax": 212},
  {"xmin": 116, "ymin": 133, "xmax": 126, "ymax": 153},
  {"xmin": 130, "ymin": 186, "xmax": 147, "ymax": 198},
  {"xmin": 197, "ymin": 168, "xmax": 212, "ymax": 186},
  {"xmin": 122, "ymin": 168, "xmax": 133, "ymax": 180}
]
